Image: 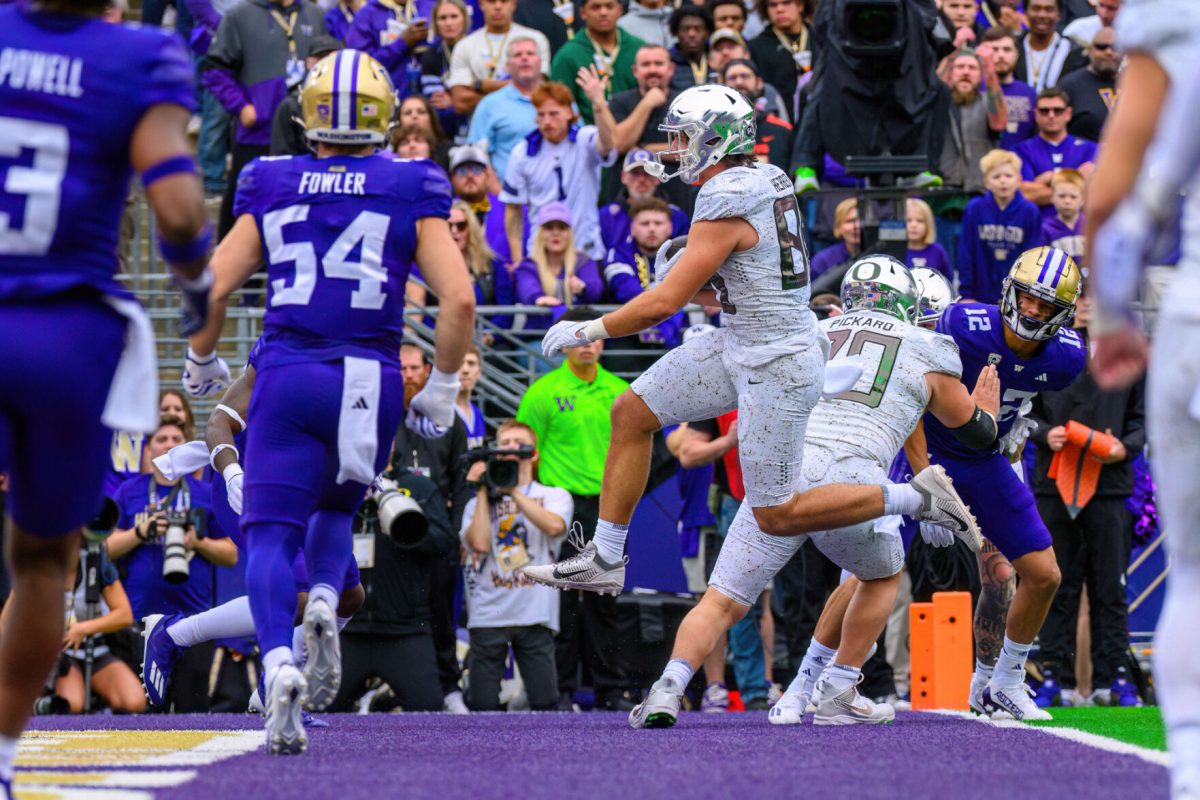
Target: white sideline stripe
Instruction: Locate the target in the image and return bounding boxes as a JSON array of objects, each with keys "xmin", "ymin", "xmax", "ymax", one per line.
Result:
[
  {"xmin": 16, "ymin": 789, "xmax": 154, "ymax": 800},
  {"xmin": 926, "ymin": 709, "xmax": 1170, "ymax": 767}
]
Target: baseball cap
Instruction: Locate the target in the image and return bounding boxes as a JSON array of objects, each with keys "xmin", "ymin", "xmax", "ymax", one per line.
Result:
[
  {"xmin": 536, "ymin": 202, "xmax": 572, "ymax": 227},
  {"xmin": 449, "ymin": 143, "xmax": 491, "ymax": 172},
  {"xmin": 623, "ymin": 148, "xmax": 655, "ymax": 173},
  {"xmin": 308, "ymin": 35, "xmax": 343, "ymax": 59},
  {"xmin": 710, "ymin": 28, "xmax": 745, "ymax": 47}
]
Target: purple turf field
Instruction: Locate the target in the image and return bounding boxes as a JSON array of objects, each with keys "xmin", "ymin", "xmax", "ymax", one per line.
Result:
[{"xmin": 22, "ymin": 711, "xmax": 1168, "ymax": 800}]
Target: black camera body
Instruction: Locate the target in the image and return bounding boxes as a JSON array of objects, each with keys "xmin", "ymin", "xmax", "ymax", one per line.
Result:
[{"xmin": 463, "ymin": 444, "xmax": 534, "ymax": 498}]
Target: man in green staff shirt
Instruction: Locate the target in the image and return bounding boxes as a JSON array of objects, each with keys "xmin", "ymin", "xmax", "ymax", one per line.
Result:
[
  {"xmin": 517, "ymin": 306, "xmax": 635, "ymax": 710},
  {"xmin": 550, "ymin": 0, "xmax": 645, "ymax": 125}
]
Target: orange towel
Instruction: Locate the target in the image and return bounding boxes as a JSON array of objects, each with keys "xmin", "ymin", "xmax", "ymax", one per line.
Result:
[{"xmin": 1047, "ymin": 421, "xmax": 1117, "ymax": 518}]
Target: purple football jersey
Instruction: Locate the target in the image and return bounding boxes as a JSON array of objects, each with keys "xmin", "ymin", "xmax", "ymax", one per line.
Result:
[
  {"xmin": 233, "ymin": 153, "xmax": 451, "ymax": 369},
  {"xmin": 925, "ymin": 303, "xmax": 1086, "ymax": 462},
  {"xmin": 0, "ymin": 5, "xmax": 196, "ymax": 299}
]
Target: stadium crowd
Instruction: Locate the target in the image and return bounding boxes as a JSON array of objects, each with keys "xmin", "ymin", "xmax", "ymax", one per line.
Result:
[{"xmin": 5, "ymin": 0, "xmax": 1160, "ymax": 719}]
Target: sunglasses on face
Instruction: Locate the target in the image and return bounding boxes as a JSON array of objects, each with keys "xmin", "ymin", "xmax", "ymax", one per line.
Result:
[
  {"xmin": 454, "ymin": 164, "xmax": 485, "ymax": 177},
  {"xmin": 1092, "ymin": 42, "xmax": 1116, "ymax": 51},
  {"xmin": 1037, "ymin": 106, "xmax": 1067, "ymax": 115},
  {"xmin": 449, "ymin": 220, "xmax": 468, "ymax": 232}
]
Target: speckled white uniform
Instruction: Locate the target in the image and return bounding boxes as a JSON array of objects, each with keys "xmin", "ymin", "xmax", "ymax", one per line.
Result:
[
  {"xmin": 1119, "ymin": 0, "xmax": 1200, "ymax": 560},
  {"xmin": 709, "ymin": 311, "xmax": 964, "ymax": 603},
  {"xmin": 631, "ymin": 163, "xmax": 823, "ymax": 508}
]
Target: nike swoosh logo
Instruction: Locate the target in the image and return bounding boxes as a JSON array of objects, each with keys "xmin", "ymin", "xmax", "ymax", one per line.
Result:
[
  {"xmin": 748, "ymin": 378, "xmax": 763, "ymax": 385},
  {"xmin": 939, "ymin": 505, "xmax": 970, "ymax": 533},
  {"xmin": 552, "ymin": 564, "xmax": 595, "ymax": 579}
]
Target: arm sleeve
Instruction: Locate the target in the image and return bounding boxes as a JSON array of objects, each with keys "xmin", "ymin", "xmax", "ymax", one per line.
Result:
[
  {"xmin": 692, "ymin": 170, "xmax": 759, "ymax": 222},
  {"xmin": 140, "ymin": 33, "xmax": 199, "ymax": 116},
  {"xmin": 1122, "ymin": 377, "xmax": 1147, "ymax": 455},
  {"xmin": 231, "ymin": 158, "xmax": 261, "ymax": 220},
  {"xmin": 183, "ymin": 0, "xmax": 222, "ymax": 34},
  {"xmin": 497, "ymin": 144, "xmax": 529, "ymax": 204},
  {"xmin": 459, "ymin": 496, "xmax": 478, "ymax": 539},
  {"xmin": 1024, "ymin": 204, "xmax": 1044, "ymax": 251},
  {"xmin": 466, "ymin": 95, "xmax": 491, "ymax": 143},
  {"xmin": 1026, "ymin": 392, "xmax": 1052, "ymax": 448},
  {"xmin": 202, "ymin": 67, "xmax": 251, "ymax": 115},
  {"xmin": 445, "ymin": 37, "xmax": 475, "ymax": 89},
  {"xmin": 406, "ymin": 162, "xmax": 454, "ymax": 220},
  {"xmin": 920, "ymin": 330, "xmax": 963, "ymax": 380},
  {"xmin": 575, "ymin": 259, "xmax": 605, "ymax": 304},
  {"xmin": 513, "ymin": 260, "xmax": 542, "ymax": 303},
  {"xmin": 346, "ymin": 13, "xmax": 411, "ymax": 72}
]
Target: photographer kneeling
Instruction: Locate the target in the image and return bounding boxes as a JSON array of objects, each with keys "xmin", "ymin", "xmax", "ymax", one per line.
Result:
[
  {"xmin": 107, "ymin": 416, "xmax": 236, "ymax": 712},
  {"xmin": 462, "ymin": 421, "xmax": 572, "ymax": 711}
]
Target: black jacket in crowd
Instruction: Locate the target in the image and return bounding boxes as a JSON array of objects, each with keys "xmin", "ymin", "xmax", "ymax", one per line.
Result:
[
  {"xmin": 391, "ymin": 415, "xmax": 472, "ymax": 535},
  {"xmin": 1028, "ymin": 347, "xmax": 1146, "ymax": 499},
  {"xmin": 345, "ymin": 468, "xmax": 457, "ymax": 637}
]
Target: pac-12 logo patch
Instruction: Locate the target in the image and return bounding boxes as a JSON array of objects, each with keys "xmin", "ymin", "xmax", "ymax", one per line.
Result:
[{"xmin": 987, "ymin": 353, "xmax": 1002, "ymax": 366}]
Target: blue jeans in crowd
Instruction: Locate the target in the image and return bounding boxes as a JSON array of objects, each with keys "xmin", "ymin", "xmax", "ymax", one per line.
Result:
[{"xmin": 198, "ymin": 83, "xmax": 230, "ymax": 194}]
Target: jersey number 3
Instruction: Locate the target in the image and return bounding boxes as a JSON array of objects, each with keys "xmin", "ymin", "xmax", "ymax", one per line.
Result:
[
  {"xmin": 265, "ymin": 205, "xmax": 391, "ymax": 310},
  {"xmin": 0, "ymin": 118, "xmax": 68, "ymax": 256}
]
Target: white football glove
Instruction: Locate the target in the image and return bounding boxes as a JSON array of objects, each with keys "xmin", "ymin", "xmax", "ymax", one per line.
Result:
[
  {"xmin": 653, "ymin": 235, "xmax": 688, "ymax": 285},
  {"xmin": 408, "ymin": 367, "xmax": 459, "ymax": 429},
  {"xmin": 405, "ymin": 406, "xmax": 449, "ymax": 439},
  {"xmin": 183, "ymin": 347, "xmax": 232, "ymax": 398},
  {"xmin": 222, "ymin": 462, "xmax": 244, "ymax": 515},
  {"xmin": 919, "ymin": 520, "xmax": 956, "ymax": 548},
  {"xmin": 541, "ymin": 319, "xmax": 590, "ymax": 358}
]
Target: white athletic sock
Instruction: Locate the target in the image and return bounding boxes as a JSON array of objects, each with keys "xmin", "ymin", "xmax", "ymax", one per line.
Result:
[
  {"xmin": 975, "ymin": 659, "xmax": 995, "ymax": 681},
  {"xmin": 661, "ymin": 658, "xmax": 693, "ymax": 692},
  {"xmin": 823, "ymin": 663, "xmax": 861, "ymax": 695},
  {"xmin": 167, "ymin": 596, "xmax": 254, "ymax": 648},
  {"xmin": 308, "ymin": 583, "xmax": 339, "ymax": 611},
  {"xmin": 263, "ymin": 646, "xmax": 293, "ymax": 678},
  {"xmin": 291, "ymin": 626, "xmax": 306, "ymax": 665},
  {"xmin": 993, "ymin": 636, "xmax": 1033, "ymax": 687},
  {"xmin": 0, "ymin": 734, "xmax": 16, "ymax": 783},
  {"xmin": 788, "ymin": 638, "xmax": 836, "ymax": 698},
  {"xmin": 881, "ymin": 484, "xmax": 922, "ymax": 516},
  {"xmin": 592, "ymin": 520, "xmax": 629, "ymax": 564}
]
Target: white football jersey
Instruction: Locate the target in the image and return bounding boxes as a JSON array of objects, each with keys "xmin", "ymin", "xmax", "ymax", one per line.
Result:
[
  {"xmin": 1117, "ymin": 0, "xmax": 1200, "ymax": 319},
  {"xmin": 804, "ymin": 310, "xmax": 962, "ymax": 469},
  {"xmin": 693, "ymin": 162, "xmax": 819, "ymax": 365}
]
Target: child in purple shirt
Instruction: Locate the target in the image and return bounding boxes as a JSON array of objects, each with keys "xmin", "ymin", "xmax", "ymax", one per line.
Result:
[
  {"xmin": 905, "ymin": 198, "xmax": 954, "ymax": 281},
  {"xmin": 1040, "ymin": 169, "xmax": 1086, "ymax": 267}
]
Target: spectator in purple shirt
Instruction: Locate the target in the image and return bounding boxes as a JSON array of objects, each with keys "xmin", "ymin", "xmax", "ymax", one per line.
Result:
[
  {"xmin": 1017, "ymin": 86, "xmax": 1097, "ymax": 220},
  {"xmin": 324, "ymin": 0, "xmax": 365, "ymax": 42},
  {"xmin": 1040, "ymin": 168, "xmax": 1086, "ymax": 267},
  {"xmin": 809, "ymin": 197, "xmax": 862, "ymax": 282},
  {"xmin": 599, "ymin": 149, "xmax": 690, "ymax": 253},
  {"xmin": 984, "ymin": 27, "xmax": 1039, "ymax": 151},
  {"xmin": 346, "ymin": 0, "xmax": 436, "ymax": 98},
  {"xmin": 905, "ymin": 198, "xmax": 953, "ymax": 281},
  {"xmin": 514, "ymin": 203, "xmax": 605, "ymax": 330}
]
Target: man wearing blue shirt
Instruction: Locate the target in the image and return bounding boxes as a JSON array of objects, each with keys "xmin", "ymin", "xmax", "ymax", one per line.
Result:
[
  {"xmin": 466, "ymin": 35, "xmax": 543, "ymax": 186},
  {"xmin": 1017, "ymin": 87, "xmax": 1098, "ymax": 220}
]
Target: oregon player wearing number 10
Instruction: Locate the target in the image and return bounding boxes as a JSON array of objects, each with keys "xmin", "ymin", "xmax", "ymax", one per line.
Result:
[
  {"xmin": 524, "ymin": 85, "xmax": 982, "ymax": 596},
  {"xmin": 188, "ymin": 49, "xmax": 475, "ymax": 755},
  {"xmin": 0, "ymin": 0, "xmax": 211, "ymax": 795},
  {"xmin": 924, "ymin": 246, "xmax": 1086, "ymax": 722}
]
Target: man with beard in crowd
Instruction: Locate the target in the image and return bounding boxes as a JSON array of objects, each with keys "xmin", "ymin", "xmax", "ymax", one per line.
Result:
[
  {"xmin": 1057, "ymin": 27, "xmax": 1121, "ymax": 143},
  {"xmin": 450, "ymin": 144, "xmax": 512, "ymax": 266},
  {"xmin": 391, "ymin": 343, "xmax": 472, "ymax": 713},
  {"xmin": 939, "ymin": 45, "xmax": 1008, "ymax": 195}
]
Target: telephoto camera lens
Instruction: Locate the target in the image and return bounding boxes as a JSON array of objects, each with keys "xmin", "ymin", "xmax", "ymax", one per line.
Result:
[
  {"xmin": 374, "ymin": 479, "xmax": 428, "ymax": 544},
  {"xmin": 161, "ymin": 512, "xmax": 190, "ymax": 584}
]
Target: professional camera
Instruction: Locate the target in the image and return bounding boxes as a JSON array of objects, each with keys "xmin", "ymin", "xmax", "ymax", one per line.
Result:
[
  {"xmin": 369, "ymin": 477, "xmax": 428, "ymax": 545},
  {"xmin": 162, "ymin": 508, "xmax": 203, "ymax": 584},
  {"xmin": 462, "ymin": 444, "xmax": 534, "ymax": 496}
]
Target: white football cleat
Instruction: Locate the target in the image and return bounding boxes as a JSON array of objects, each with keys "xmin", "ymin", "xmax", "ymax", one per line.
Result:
[
  {"xmin": 301, "ymin": 596, "xmax": 341, "ymax": 712},
  {"xmin": 628, "ymin": 678, "xmax": 683, "ymax": 729},
  {"xmin": 911, "ymin": 465, "xmax": 982, "ymax": 552},
  {"xmin": 519, "ymin": 525, "xmax": 626, "ymax": 595},
  {"xmin": 982, "ymin": 682, "xmax": 1051, "ymax": 721},
  {"xmin": 812, "ymin": 676, "xmax": 895, "ymax": 726},
  {"xmin": 768, "ymin": 690, "xmax": 811, "ymax": 725},
  {"xmin": 264, "ymin": 664, "xmax": 309, "ymax": 755}
]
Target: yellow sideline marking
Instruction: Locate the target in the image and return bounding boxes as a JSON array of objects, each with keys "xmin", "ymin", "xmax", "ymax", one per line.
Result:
[{"xmin": 13, "ymin": 730, "xmax": 261, "ymax": 799}]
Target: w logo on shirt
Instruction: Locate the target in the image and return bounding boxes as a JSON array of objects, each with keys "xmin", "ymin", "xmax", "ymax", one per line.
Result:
[
  {"xmin": 555, "ymin": 395, "xmax": 575, "ymax": 413},
  {"xmin": 1100, "ymin": 88, "xmax": 1118, "ymax": 112}
]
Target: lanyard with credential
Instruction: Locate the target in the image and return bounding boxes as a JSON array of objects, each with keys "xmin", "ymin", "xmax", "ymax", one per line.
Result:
[
  {"xmin": 147, "ymin": 476, "xmax": 187, "ymax": 515},
  {"xmin": 689, "ymin": 53, "xmax": 708, "ymax": 87},
  {"xmin": 379, "ymin": 0, "xmax": 415, "ymax": 23},
  {"xmin": 270, "ymin": 6, "xmax": 299, "ymax": 62},
  {"xmin": 774, "ymin": 25, "xmax": 810, "ymax": 72},
  {"xmin": 590, "ymin": 31, "xmax": 620, "ymax": 84}
]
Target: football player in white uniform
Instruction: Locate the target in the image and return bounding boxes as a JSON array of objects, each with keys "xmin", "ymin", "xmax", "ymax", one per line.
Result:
[
  {"xmin": 522, "ymin": 86, "xmax": 981, "ymax": 596},
  {"xmin": 628, "ymin": 257, "xmax": 1001, "ymax": 728},
  {"xmin": 1088, "ymin": 3, "xmax": 1200, "ymax": 794}
]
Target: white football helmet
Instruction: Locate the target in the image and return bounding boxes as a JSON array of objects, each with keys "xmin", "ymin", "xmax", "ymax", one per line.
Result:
[
  {"xmin": 840, "ymin": 255, "xmax": 920, "ymax": 324},
  {"xmin": 910, "ymin": 267, "xmax": 956, "ymax": 329},
  {"xmin": 643, "ymin": 84, "xmax": 755, "ymax": 184}
]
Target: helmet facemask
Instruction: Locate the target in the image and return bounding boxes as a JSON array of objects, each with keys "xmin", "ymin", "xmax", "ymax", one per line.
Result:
[{"xmin": 1000, "ymin": 279, "xmax": 1075, "ymax": 341}]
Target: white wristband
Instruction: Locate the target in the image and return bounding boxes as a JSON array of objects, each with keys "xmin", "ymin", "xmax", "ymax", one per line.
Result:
[
  {"xmin": 222, "ymin": 462, "xmax": 244, "ymax": 481},
  {"xmin": 209, "ymin": 443, "xmax": 239, "ymax": 470},
  {"xmin": 187, "ymin": 345, "xmax": 216, "ymax": 362},
  {"xmin": 214, "ymin": 403, "xmax": 247, "ymax": 433},
  {"xmin": 583, "ymin": 317, "xmax": 610, "ymax": 342}
]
